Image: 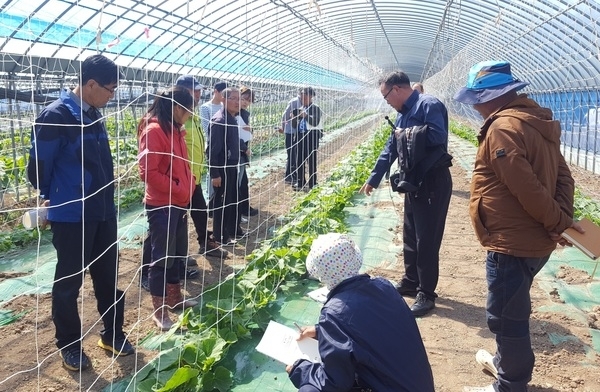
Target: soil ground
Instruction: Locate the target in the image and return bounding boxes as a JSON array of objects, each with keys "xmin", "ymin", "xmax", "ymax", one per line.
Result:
[{"xmin": 0, "ymin": 130, "xmax": 599, "ymax": 391}]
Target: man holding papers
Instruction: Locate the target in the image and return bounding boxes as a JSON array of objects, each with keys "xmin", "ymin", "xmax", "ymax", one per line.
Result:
[
  {"xmin": 286, "ymin": 233, "xmax": 434, "ymax": 392},
  {"xmin": 454, "ymin": 61, "xmax": 584, "ymax": 392}
]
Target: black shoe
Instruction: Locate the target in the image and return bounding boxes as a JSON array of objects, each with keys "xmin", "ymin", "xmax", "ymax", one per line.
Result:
[
  {"xmin": 247, "ymin": 207, "xmax": 259, "ymax": 216},
  {"xmin": 235, "ymin": 229, "xmax": 248, "ymax": 239},
  {"xmin": 216, "ymin": 237, "xmax": 237, "ymax": 246},
  {"xmin": 411, "ymin": 292, "xmax": 435, "ymax": 317},
  {"xmin": 396, "ymin": 284, "xmax": 418, "ymax": 298},
  {"xmin": 98, "ymin": 336, "xmax": 135, "ymax": 356},
  {"xmin": 60, "ymin": 347, "xmax": 91, "ymax": 371},
  {"xmin": 284, "ymin": 176, "xmax": 293, "ymax": 184},
  {"xmin": 181, "ymin": 268, "xmax": 200, "ymax": 280},
  {"xmin": 186, "ymin": 256, "xmax": 198, "ymax": 267},
  {"xmin": 292, "ymin": 183, "xmax": 307, "ymax": 192},
  {"xmin": 140, "ymin": 274, "xmax": 150, "ymax": 292},
  {"xmin": 200, "ymin": 239, "xmax": 228, "ymax": 258}
]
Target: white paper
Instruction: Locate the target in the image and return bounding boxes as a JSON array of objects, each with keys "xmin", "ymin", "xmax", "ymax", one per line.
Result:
[
  {"xmin": 307, "ymin": 286, "xmax": 329, "ymax": 303},
  {"xmin": 239, "ymin": 128, "xmax": 253, "ymax": 142},
  {"xmin": 255, "ymin": 320, "xmax": 321, "ymax": 364}
]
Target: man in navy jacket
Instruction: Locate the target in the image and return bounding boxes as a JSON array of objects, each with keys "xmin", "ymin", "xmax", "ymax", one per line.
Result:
[
  {"xmin": 360, "ymin": 71, "xmax": 452, "ymax": 317},
  {"xmin": 287, "ymin": 233, "xmax": 435, "ymax": 392},
  {"xmin": 27, "ymin": 54, "xmax": 134, "ymax": 371}
]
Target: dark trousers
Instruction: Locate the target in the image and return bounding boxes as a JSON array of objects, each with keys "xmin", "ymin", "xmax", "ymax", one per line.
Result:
[
  {"xmin": 238, "ymin": 165, "xmax": 250, "ymax": 215},
  {"xmin": 145, "ymin": 205, "xmax": 187, "ymax": 297},
  {"xmin": 294, "ymin": 131, "xmax": 309, "ymax": 187},
  {"xmin": 51, "ymin": 218, "xmax": 124, "ymax": 350},
  {"xmin": 401, "ymin": 166, "xmax": 452, "ymax": 300},
  {"xmin": 285, "ymin": 133, "xmax": 296, "ymax": 181},
  {"xmin": 190, "ymin": 183, "xmax": 210, "ymax": 246},
  {"xmin": 293, "ymin": 130, "xmax": 320, "ymax": 188},
  {"xmin": 486, "ymin": 251, "xmax": 549, "ymax": 392},
  {"xmin": 306, "ymin": 130, "xmax": 320, "ymax": 188},
  {"xmin": 211, "ymin": 166, "xmax": 239, "ymax": 242}
]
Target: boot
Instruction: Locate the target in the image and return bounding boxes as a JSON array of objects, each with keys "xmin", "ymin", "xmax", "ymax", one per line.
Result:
[
  {"xmin": 151, "ymin": 296, "xmax": 174, "ymax": 331},
  {"xmin": 166, "ymin": 283, "xmax": 198, "ymax": 310}
]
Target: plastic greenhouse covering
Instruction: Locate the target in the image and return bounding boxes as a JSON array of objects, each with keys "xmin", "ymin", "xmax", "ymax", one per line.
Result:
[{"xmin": 0, "ymin": 0, "xmax": 600, "ymax": 391}]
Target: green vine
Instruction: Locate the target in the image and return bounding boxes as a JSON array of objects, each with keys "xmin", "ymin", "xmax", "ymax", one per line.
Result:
[{"xmin": 108, "ymin": 122, "xmax": 389, "ymax": 392}]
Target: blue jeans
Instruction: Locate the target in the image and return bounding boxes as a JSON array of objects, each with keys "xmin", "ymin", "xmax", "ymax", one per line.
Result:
[{"xmin": 485, "ymin": 251, "xmax": 549, "ymax": 392}]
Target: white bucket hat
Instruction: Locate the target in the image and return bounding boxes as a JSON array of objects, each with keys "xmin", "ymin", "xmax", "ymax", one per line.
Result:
[{"xmin": 305, "ymin": 233, "xmax": 363, "ymax": 290}]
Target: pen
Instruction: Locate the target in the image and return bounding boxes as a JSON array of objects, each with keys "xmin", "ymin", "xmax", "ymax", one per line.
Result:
[{"xmin": 293, "ymin": 322, "xmax": 303, "ymax": 332}]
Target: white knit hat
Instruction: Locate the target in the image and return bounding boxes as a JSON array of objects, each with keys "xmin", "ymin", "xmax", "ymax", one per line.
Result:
[{"xmin": 305, "ymin": 233, "xmax": 363, "ymax": 290}]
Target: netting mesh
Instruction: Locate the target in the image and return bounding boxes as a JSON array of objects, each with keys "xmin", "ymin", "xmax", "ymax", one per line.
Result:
[{"xmin": 0, "ymin": 0, "xmax": 599, "ymax": 391}]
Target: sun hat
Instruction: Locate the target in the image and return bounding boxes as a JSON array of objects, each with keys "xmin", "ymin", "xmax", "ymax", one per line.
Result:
[
  {"xmin": 454, "ymin": 60, "xmax": 529, "ymax": 104},
  {"xmin": 175, "ymin": 75, "xmax": 204, "ymax": 90},
  {"xmin": 305, "ymin": 233, "xmax": 363, "ymax": 290}
]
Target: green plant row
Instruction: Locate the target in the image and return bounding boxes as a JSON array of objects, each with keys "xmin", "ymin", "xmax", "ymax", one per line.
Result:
[
  {"xmin": 449, "ymin": 119, "xmax": 600, "ymax": 226},
  {"xmin": 108, "ymin": 122, "xmax": 390, "ymax": 392}
]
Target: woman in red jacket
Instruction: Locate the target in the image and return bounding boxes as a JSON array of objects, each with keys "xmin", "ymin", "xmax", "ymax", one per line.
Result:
[{"xmin": 138, "ymin": 86, "xmax": 197, "ymax": 330}]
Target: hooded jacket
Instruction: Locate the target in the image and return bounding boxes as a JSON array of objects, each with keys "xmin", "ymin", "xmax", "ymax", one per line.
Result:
[
  {"xmin": 138, "ymin": 118, "xmax": 194, "ymax": 208},
  {"xmin": 469, "ymin": 94, "xmax": 574, "ymax": 257}
]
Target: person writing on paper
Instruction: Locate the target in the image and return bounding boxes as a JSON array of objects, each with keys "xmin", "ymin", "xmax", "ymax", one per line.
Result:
[
  {"xmin": 286, "ymin": 233, "xmax": 434, "ymax": 392},
  {"xmin": 453, "ymin": 60, "xmax": 583, "ymax": 392}
]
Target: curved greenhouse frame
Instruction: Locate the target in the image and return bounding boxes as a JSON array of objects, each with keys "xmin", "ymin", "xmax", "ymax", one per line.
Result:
[{"xmin": 0, "ymin": 1, "xmax": 599, "ymax": 391}]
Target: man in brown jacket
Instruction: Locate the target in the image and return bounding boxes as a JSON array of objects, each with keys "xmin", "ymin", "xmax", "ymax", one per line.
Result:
[{"xmin": 454, "ymin": 61, "xmax": 583, "ymax": 392}]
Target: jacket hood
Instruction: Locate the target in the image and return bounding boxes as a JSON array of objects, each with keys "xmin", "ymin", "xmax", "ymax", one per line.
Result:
[
  {"xmin": 139, "ymin": 116, "xmax": 184, "ymax": 136},
  {"xmin": 483, "ymin": 94, "xmax": 561, "ymax": 145}
]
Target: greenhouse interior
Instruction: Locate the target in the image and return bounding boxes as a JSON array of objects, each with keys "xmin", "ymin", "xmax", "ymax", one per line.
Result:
[{"xmin": 0, "ymin": 0, "xmax": 600, "ymax": 391}]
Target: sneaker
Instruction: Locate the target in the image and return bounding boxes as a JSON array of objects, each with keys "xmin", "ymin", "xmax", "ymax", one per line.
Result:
[
  {"xmin": 463, "ymin": 385, "xmax": 496, "ymax": 392},
  {"xmin": 98, "ymin": 336, "xmax": 135, "ymax": 356},
  {"xmin": 182, "ymin": 268, "xmax": 200, "ymax": 280},
  {"xmin": 247, "ymin": 207, "xmax": 259, "ymax": 216},
  {"xmin": 240, "ymin": 216, "xmax": 249, "ymax": 223},
  {"xmin": 140, "ymin": 274, "xmax": 150, "ymax": 292},
  {"xmin": 186, "ymin": 256, "xmax": 198, "ymax": 267},
  {"xmin": 60, "ymin": 347, "xmax": 91, "ymax": 371},
  {"xmin": 410, "ymin": 292, "xmax": 435, "ymax": 317},
  {"xmin": 476, "ymin": 349, "xmax": 498, "ymax": 378},
  {"xmin": 200, "ymin": 239, "xmax": 228, "ymax": 258}
]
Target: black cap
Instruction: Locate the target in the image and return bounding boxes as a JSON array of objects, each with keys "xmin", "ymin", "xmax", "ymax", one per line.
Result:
[{"xmin": 214, "ymin": 81, "xmax": 228, "ymax": 92}]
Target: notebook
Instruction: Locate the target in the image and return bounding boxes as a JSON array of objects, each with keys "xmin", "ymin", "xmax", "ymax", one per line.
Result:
[{"xmin": 560, "ymin": 218, "xmax": 600, "ymax": 260}]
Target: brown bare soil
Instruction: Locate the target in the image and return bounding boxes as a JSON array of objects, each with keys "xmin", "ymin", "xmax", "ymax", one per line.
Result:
[{"xmin": 1, "ymin": 130, "xmax": 599, "ymax": 391}]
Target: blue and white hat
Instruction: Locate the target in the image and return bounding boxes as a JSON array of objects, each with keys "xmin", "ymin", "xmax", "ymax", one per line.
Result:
[{"xmin": 454, "ymin": 60, "xmax": 529, "ymax": 104}]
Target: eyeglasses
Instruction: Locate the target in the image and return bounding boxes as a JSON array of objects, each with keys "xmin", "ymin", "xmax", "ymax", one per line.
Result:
[
  {"xmin": 100, "ymin": 84, "xmax": 118, "ymax": 95},
  {"xmin": 226, "ymin": 96, "xmax": 240, "ymax": 101},
  {"xmin": 382, "ymin": 87, "xmax": 394, "ymax": 100}
]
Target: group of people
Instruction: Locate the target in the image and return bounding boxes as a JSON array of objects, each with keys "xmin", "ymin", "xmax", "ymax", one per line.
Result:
[
  {"xmin": 24, "ymin": 54, "xmax": 268, "ymax": 369},
  {"xmin": 26, "ymin": 51, "xmax": 584, "ymax": 392},
  {"xmin": 278, "ymin": 87, "xmax": 324, "ymax": 191},
  {"xmin": 286, "ymin": 63, "xmax": 583, "ymax": 392}
]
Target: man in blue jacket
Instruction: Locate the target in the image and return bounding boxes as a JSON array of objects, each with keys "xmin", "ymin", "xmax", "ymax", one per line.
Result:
[
  {"xmin": 27, "ymin": 54, "xmax": 134, "ymax": 371},
  {"xmin": 287, "ymin": 233, "xmax": 435, "ymax": 392},
  {"xmin": 359, "ymin": 71, "xmax": 452, "ymax": 317}
]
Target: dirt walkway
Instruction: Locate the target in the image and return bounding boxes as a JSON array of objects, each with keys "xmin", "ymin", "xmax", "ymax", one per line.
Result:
[
  {"xmin": 400, "ymin": 163, "xmax": 600, "ymax": 392},
  {"xmin": 1, "ymin": 129, "xmax": 599, "ymax": 391}
]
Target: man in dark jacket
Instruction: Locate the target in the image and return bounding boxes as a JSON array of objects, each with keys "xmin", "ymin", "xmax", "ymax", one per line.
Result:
[
  {"xmin": 454, "ymin": 60, "xmax": 583, "ymax": 392},
  {"xmin": 360, "ymin": 71, "xmax": 453, "ymax": 317},
  {"xmin": 287, "ymin": 233, "xmax": 435, "ymax": 392},
  {"xmin": 208, "ymin": 87, "xmax": 243, "ymax": 244},
  {"xmin": 27, "ymin": 54, "xmax": 134, "ymax": 371}
]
